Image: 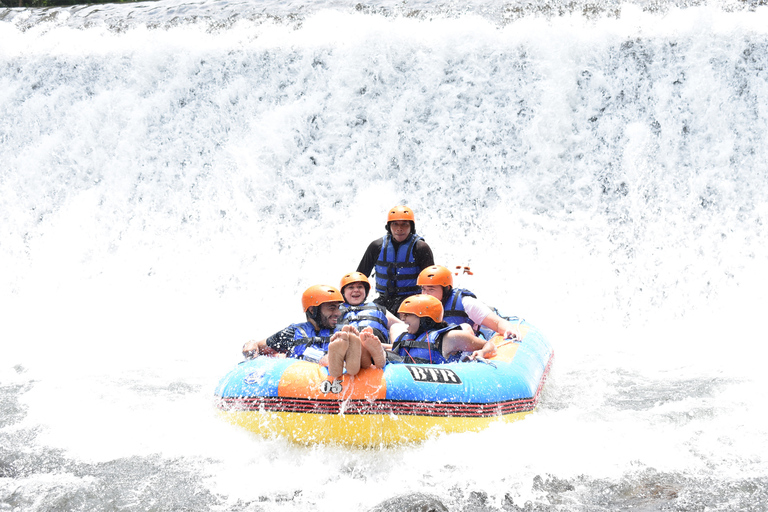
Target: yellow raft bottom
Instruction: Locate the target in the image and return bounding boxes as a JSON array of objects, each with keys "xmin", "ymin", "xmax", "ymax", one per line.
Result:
[{"xmin": 218, "ymin": 408, "xmax": 535, "ymax": 447}]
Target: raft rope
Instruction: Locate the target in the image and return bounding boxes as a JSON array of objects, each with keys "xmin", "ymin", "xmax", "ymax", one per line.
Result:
[{"xmin": 401, "ymin": 347, "xmax": 432, "ymax": 364}]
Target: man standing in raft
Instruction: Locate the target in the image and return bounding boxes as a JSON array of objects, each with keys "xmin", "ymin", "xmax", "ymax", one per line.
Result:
[
  {"xmin": 390, "ymin": 294, "xmax": 496, "ymax": 364},
  {"xmin": 241, "ymin": 285, "xmax": 366, "ymax": 380},
  {"xmin": 356, "ymin": 205, "xmax": 435, "ymax": 315},
  {"xmin": 417, "ymin": 265, "xmax": 520, "ymax": 340}
]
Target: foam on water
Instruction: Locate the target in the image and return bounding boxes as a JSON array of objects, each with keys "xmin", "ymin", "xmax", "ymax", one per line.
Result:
[{"xmin": 2, "ymin": 2, "xmax": 768, "ymax": 510}]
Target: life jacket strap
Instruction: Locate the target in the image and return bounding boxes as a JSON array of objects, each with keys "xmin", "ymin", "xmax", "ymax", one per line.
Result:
[{"xmin": 284, "ymin": 335, "xmax": 330, "ymax": 349}]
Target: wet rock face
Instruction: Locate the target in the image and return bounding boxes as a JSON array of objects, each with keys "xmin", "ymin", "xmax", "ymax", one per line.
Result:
[{"xmin": 368, "ymin": 493, "xmax": 449, "ymax": 512}]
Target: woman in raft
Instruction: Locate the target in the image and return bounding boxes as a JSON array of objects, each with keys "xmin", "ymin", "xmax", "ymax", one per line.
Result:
[{"xmin": 389, "ymin": 294, "xmax": 496, "ymax": 364}]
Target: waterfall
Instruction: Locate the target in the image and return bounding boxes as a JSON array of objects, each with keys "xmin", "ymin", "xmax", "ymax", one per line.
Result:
[{"xmin": 2, "ymin": 2, "xmax": 767, "ymax": 510}]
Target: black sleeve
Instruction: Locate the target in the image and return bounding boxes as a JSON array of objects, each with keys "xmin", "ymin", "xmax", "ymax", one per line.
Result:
[
  {"xmin": 356, "ymin": 238, "xmax": 383, "ymax": 276},
  {"xmin": 414, "ymin": 240, "xmax": 435, "ymax": 270},
  {"xmin": 265, "ymin": 326, "xmax": 296, "ymax": 353}
]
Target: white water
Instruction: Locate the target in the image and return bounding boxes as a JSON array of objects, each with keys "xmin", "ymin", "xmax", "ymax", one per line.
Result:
[{"xmin": 2, "ymin": 2, "xmax": 768, "ymax": 510}]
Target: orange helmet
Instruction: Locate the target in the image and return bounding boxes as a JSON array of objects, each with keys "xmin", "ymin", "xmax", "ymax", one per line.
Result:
[
  {"xmin": 339, "ymin": 272, "xmax": 370, "ymax": 295},
  {"xmin": 417, "ymin": 265, "xmax": 453, "ymax": 287},
  {"xmin": 387, "ymin": 205, "xmax": 415, "ymax": 223},
  {"xmin": 301, "ymin": 285, "xmax": 343, "ymax": 312},
  {"xmin": 398, "ymin": 294, "xmax": 444, "ymax": 323}
]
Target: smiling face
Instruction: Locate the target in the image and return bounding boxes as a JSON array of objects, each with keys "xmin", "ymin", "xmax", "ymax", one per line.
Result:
[
  {"xmin": 317, "ymin": 302, "xmax": 342, "ymax": 329},
  {"xmin": 389, "ymin": 220, "xmax": 412, "ymax": 243},
  {"xmin": 420, "ymin": 285, "xmax": 444, "ymax": 302},
  {"xmin": 399, "ymin": 312, "xmax": 421, "ymax": 334},
  {"xmin": 342, "ymin": 282, "xmax": 367, "ymax": 306}
]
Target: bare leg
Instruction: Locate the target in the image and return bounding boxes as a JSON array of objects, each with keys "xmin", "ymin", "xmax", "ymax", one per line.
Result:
[
  {"xmin": 360, "ymin": 327, "xmax": 386, "ymax": 369},
  {"xmin": 342, "ymin": 325, "xmax": 362, "ymax": 376},
  {"xmin": 327, "ymin": 331, "xmax": 349, "ymax": 379}
]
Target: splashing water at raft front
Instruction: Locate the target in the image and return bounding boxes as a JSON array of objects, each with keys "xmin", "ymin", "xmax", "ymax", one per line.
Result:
[{"xmin": 2, "ymin": 0, "xmax": 768, "ymax": 509}]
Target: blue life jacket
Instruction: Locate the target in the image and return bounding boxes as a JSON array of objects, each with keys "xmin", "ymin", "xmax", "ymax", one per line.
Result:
[
  {"xmin": 391, "ymin": 325, "xmax": 461, "ymax": 364},
  {"xmin": 374, "ymin": 233, "xmax": 423, "ymax": 297},
  {"xmin": 287, "ymin": 322, "xmax": 333, "ymax": 359},
  {"xmin": 443, "ymin": 288, "xmax": 478, "ymax": 332},
  {"xmin": 337, "ymin": 302, "xmax": 389, "ymax": 343}
]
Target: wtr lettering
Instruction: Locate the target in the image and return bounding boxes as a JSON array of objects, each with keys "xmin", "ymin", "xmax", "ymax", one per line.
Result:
[{"xmin": 406, "ymin": 365, "xmax": 462, "ymax": 384}]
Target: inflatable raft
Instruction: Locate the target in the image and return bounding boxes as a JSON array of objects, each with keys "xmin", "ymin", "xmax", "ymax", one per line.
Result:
[{"xmin": 214, "ymin": 316, "xmax": 553, "ymax": 447}]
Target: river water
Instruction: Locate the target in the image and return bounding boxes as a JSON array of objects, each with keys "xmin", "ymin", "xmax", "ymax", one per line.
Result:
[{"xmin": 1, "ymin": 0, "xmax": 767, "ymax": 510}]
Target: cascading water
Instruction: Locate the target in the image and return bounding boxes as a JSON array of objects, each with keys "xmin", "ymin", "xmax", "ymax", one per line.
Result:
[{"xmin": 2, "ymin": 0, "xmax": 767, "ymax": 510}]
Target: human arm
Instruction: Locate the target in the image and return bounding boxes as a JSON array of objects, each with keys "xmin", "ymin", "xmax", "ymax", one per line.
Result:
[
  {"xmin": 481, "ymin": 312, "xmax": 520, "ymax": 340},
  {"xmin": 385, "ymin": 309, "xmax": 404, "ymax": 330},
  {"xmin": 387, "ymin": 322, "xmax": 408, "ymax": 346},
  {"xmin": 413, "ymin": 240, "xmax": 434, "ymax": 270},
  {"xmin": 356, "ymin": 238, "xmax": 383, "ymax": 277},
  {"xmin": 381, "ymin": 309, "xmax": 404, "ymax": 349},
  {"xmin": 462, "ymin": 296, "xmax": 519, "ymax": 339},
  {"xmin": 441, "ymin": 330, "xmax": 496, "ymax": 361},
  {"xmin": 242, "ymin": 339, "xmax": 273, "ymax": 359},
  {"xmin": 242, "ymin": 326, "xmax": 295, "ymax": 359}
]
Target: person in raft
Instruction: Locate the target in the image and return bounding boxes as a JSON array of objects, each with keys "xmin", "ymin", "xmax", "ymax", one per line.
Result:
[
  {"xmin": 241, "ymin": 285, "xmax": 368, "ymax": 380},
  {"xmin": 356, "ymin": 205, "xmax": 435, "ymax": 316},
  {"xmin": 337, "ymin": 271, "xmax": 404, "ymax": 343},
  {"xmin": 417, "ymin": 265, "xmax": 520, "ymax": 340},
  {"xmin": 388, "ymin": 294, "xmax": 496, "ymax": 364},
  {"xmin": 335, "ymin": 272, "xmax": 390, "ymax": 372}
]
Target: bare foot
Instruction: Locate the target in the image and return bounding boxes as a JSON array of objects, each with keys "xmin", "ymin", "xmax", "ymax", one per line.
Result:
[
  {"xmin": 343, "ymin": 328, "xmax": 362, "ymax": 376},
  {"xmin": 327, "ymin": 331, "xmax": 349, "ymax": 378},
  {"xmin": 342, "ymin": 324, "xmax": 360, "ymax": 336},
  {"xmin": 360, "ymin": 327, "xmax": 385, "ymax": 368}
]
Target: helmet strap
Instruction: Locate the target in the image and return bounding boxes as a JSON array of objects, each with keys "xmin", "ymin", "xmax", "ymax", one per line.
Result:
[
  {"xmin": 419, "ymin": 316, "xmax": 441, "ymax": 334},
  {"xmin": 385, "ymin": 221, "xmax": 416, "ymax": 236},
  {"xmin": 417, "ymin": 317, "xmax": 428, "ymax": 336},
  {"xmin": 307, "ymin": 306, "xmax": 321, "ymax": 326}
]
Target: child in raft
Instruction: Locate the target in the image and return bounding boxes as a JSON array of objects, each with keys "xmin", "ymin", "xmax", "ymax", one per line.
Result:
[
  {"xmin": 326, "ymin": 272, "xmax": 399, "ymax": 380},
  {"xmin": 389, "ymin": 294, "xmax": 496, "ymax": 364},
  {"xmin": 336, "ymin": 271, "xmax": 404, "ymax": 342}
]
